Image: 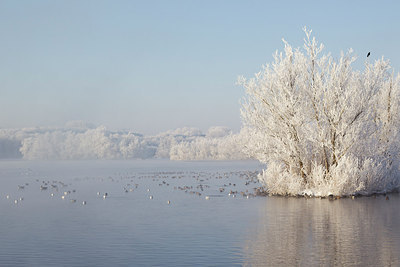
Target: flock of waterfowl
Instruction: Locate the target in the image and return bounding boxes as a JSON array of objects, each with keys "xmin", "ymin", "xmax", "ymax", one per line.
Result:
[
  {"xmin": 4, "ymin": 168, "xmax": 393, "ymax": 205},
  {"xmin": 2, "ymin": 169, "xmax": 263, "ymax": 207}
]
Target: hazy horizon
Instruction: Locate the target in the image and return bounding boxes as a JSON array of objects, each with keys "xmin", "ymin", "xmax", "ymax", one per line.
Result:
[
  {"xmin": 0, "ymin": 120, "xmax": 238, "ymax": 136},
  {"xmin": 1, "ymin": 0, "xmax": 400, "ymax": 134}
]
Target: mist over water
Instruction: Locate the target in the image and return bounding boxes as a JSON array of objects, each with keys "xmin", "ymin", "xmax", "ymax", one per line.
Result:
[{"xmin": 0, "ymin": 160, "xmax": 399, "ymax": 266}]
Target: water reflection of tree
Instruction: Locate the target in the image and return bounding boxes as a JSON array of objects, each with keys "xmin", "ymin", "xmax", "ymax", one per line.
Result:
[{"xmin": 243, "ymin": 196, "xmax": 400, "ymax": 266}]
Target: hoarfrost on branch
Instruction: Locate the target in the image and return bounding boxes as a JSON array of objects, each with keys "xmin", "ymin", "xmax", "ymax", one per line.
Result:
[{"xmin": 240, "ymin": 28, "xmax": 400, "ymax": 196}]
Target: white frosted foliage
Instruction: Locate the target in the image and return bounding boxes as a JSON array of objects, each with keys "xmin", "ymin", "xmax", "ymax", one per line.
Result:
[
  {"xmin": 0, "ymin": 125, "xmax": 246, "ymax": 160},
  {"xmin": 240, "ymin": 28, "xmax": 400, "ymax": 196}
]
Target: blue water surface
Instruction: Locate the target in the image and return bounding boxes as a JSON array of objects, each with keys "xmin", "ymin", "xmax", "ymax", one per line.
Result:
[{"xmin": 0, "ymin": 160, "xmax": 399, "ymax": 266}]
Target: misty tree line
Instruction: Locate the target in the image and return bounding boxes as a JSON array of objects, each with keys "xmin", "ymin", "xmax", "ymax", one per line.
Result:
[{"xmin": 0, "ymin": 125, "xmax": 248, "ymax": 160}]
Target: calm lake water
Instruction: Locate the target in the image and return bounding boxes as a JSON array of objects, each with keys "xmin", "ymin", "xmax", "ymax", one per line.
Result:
[{"xmin": 0, "ymin": 160, "xmax": 399, "ymax": 266}]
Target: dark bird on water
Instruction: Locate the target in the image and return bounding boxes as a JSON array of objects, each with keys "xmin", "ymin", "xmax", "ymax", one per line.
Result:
[{"xmin": 367, "ymin": 52, "xmax": 371, "ymax": 57}]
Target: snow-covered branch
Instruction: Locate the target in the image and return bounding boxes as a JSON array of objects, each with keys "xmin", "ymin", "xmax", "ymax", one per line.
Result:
[{"xmin": 240, "ymin": 28, "xmax": 400, "ymax": 196}]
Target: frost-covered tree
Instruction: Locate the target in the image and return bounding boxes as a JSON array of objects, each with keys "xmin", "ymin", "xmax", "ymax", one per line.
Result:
[
  {"xmin": 15, "ymin": 125, "xmax": 245, "ymax": 160},
  {"xmin": 169, "ymin": 129, "xmax": 248, "ymax": 160},
  {"xmin": 240, "ymin": 28, "xmax": 400, "ymax": 196}
]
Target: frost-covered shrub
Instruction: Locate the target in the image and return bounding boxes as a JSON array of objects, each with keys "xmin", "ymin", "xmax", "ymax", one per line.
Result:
[
  {"xmin": 169, "ymin": 130, "xmax": 248, "ymax": 160},
  {"xmin": 206, "ymin": 126, "xmax": 232, "ymax": 138},
  {"xmin": 241, "ymin": 28, "xmax": 400, "ymax": 196}
]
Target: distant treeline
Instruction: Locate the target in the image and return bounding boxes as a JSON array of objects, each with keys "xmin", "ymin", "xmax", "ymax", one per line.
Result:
[{"xmin": 0, "ymin": 124, "xmax": 249, "ymax": 160}]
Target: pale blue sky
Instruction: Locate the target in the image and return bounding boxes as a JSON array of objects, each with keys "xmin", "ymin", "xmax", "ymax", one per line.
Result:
[{"xmin": 1, "ymin": 0, "xmax": 399, "ymax": 134}]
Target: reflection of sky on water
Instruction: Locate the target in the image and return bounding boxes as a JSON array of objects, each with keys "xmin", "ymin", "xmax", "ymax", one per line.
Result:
[
  {"xmin": 244, "ymin": 196, "xmax": 400, "ymax": 266},
  {"xmin": 0, "ymin": 160, "xmax": 263, "ymax": 266},
  {"xmin": 1, "ymin": 160, "xmax": 399, "ymax": 266}
]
